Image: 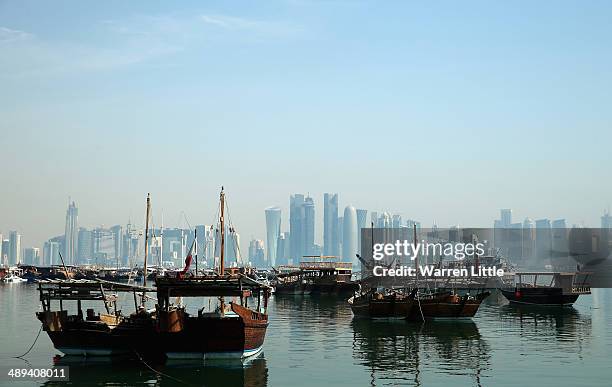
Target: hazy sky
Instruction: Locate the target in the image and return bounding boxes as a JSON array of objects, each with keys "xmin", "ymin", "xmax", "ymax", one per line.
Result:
[{"xmin": 1, "ymin": 0, "xmax": 611, "ymax": 250}]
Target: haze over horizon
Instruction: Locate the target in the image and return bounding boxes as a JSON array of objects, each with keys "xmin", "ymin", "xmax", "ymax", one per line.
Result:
[{"xmin": 1, "ymin": 0, "xmax": 611, "ymax": 250}]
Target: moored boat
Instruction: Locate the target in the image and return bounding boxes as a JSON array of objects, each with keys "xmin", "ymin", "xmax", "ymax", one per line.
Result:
[
  {"xmin": 348, "ymin": 288, "xmax": 417, "ymax": 319},
  {"xmin": 35, "ymin": 188, "xmax": 272, "ymax": 360},
  {"xmin": 3, "ymin": 273, "xmax": 28, "ymax": 283},
  {"xmin": 274, "ymin": 256, "xmax": 358, "ymax": 296},
  {"xmin": 500, "ymin": 271, "xmax": 591, "ymax": 306}
]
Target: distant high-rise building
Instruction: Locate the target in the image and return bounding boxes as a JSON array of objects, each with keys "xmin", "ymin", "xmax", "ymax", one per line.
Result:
[
  {"xmin": 93, "ymin": 227, "xmax": 117, "ymax": 265},
  {"xmin": 552, "ymin": 219, "xmax": 569, "ymax": 260},
  {"xmin": 342, "ymin": 206, "xmax": 358, "ymax": 264},
  {"xmin": 122, "ymin": 222, "xmax": 140, "ymax": 266},
  {"xmin": 289, "ymin": 194, "xmax": 308, "ymax": 262},
  {"xmin": 0, "ymin": 234, "xmax": 3, "ymax": 265},
  {"xmin": 8, "ymin": 231, "xmax": 21, "ymax": 265},
  {"xmin": 304, "ymin": 196, "xmax": 315, "ymax": 256},
  {"xmin": 500, "ymin": 209, "xmax": 512, "ymax": 227},
  {"xmin": 356, "ymin": 209, "xmax": 368, "ymax": 254},
  {"xmin": 214, "ymin": 226, "xmax": 242, "ymax": 266},
  {"xmin": 43, "ymin": 239, "xmax": 61, "ymax": 267},
  {"xmin": 195, "ymin": 224, "xmax": 215, "ymax": 267},
  {"xmin": 163, "ymin": 228, "xmax": 189, "ymax": 266},
  {"xmin": 276, "ymin": 232, "xmax": 290, "ymax": 266},
  {"xmin": 248, "ymin": 239, "xmax": 265, "ymax": 267},
  {"xmin": 323, "ymin": 193, "xmax": 339, "ymax": 257},
  {"xmin": 265, "ymin": 207, "xmax": 281, "ymax": 267},
  {"xmin": 602, "ymin": 209, "xmax": 612, "ymax": 229},
  {"xmin": 535, "ymin": 219, "xmax": 552, "ymax": 266},
  {"xmin": 338, "ymin": 216, "xmax": 344, "ymax": 247},
  {"xmin": 24, "ymin": 247, "xmax": 40, "ymax": 265},
  {"xmin": 392, "ymin": 214, "xmax": 402, "ymax": 228},
  {"xmin": 378, "ymin": 212, "xmax": 391, "ymax": 228},
  {"xmin": 522, "ymin": 218, "xmax": 535, "ymax": 264},
  {"xmin": 64, "ymin": 200, "xmax": 78, "ymax": 265},
  {"xmin": 77, "ymin": 228, "xmax": 93, "ymax": 264},
  {"xmin": 110, "ymin": 225, "xmax": 123, "ymax": 263}
]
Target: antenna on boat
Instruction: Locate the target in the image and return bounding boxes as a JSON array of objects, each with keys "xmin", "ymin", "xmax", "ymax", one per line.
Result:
[{"xmin": 143, "ymin": 193, "xmax": 151, "ymax": 291}]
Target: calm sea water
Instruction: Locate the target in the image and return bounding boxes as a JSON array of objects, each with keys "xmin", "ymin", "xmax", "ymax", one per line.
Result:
[{"xmin": 0, "ymin": 284, "xmax": 610, "ymax": 386}]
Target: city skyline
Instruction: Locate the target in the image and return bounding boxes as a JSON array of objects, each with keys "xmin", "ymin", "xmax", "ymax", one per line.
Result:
[{"xmin": 2, "ymin": 194, "xmax": 611, "ymax": 268}]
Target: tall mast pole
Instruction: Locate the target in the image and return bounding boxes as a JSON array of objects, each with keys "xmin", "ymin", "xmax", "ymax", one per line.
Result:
[
  {"xmin": 220, "ymin": 187, "xmax": 225, "ymax": 275},
  {"xmin": 143, "ymin": 193, "xmax": 151, "ymax": 288},
  {"xmin": 413, "ymin": 224, "xmax": 418, "ymax": 290}
]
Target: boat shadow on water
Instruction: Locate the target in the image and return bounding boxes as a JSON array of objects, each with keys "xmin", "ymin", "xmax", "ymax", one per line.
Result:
[
  {"xmin": 44, "ymin": 352, "xmax": 268, "ymax": 387},
  {"xmin": 350, "ymin": 319, "xmax": 490, "ymax": 386},
  {"xmin": 496, "ymin": 303, "xmax": 593, "ymax": 343}
]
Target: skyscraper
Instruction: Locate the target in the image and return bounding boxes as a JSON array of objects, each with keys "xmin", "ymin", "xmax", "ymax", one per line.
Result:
[
  {"xmin": 602, "ymin": 209, "xmax": 612, "ymax": 229},
  {"xmin": 195, "ymin": 224, "xmax": 215, "ymax": 266},
  {"xmin": 276, "ymin": 232, "xmax": 290, "ymax": 266},
  {"xmin": 265, "ymin": 207, "xmax": 281, "ymax": 267},
  {"xmin": 392, "ymin": 214, "xmax": 402, "ymax": 228},
  {"xmin": 110, "ymin": 225, "xmax": 123, "ymax": 263},
  {"xmin": 214, "ymin": 226, "xmax": 242, "ymax": 265},
  {"xmin": 122, "ymin": 222, "xmax": 140, "ymax": 266},
  {"xmin": 522, "ymin": 218, "xmax": 535, "ymax": 264},
  {"xmin": 248, "ymin": 239, "xmax": 265, "ymax": 267},
  {"xmin": 500, "ymin": 209, "xmax": 512, "ymax": 227},
  {"xmin": 43, "ymin": 240, "xmax": 61, "ymax": 267},
  {"xmin": 93, "ymin": 227, "xmax": 116, "ymax": 265},
  {"xmin": 24, "ymin": 247, "xmax": 40, "ymax": 265},
  {"xmin": 552, "ymin": 219, "xmax": 569, "ymax": 261},
  {"xmin": 304, "ymin": 196, "xmax": 315, "ymax": 256},
  {"xmin": 289, "ymin": 194, "xmax": 305, "ymax": 262},
  {"xmin": 0, "ymin": 233, "xmax": 3, "ymax": 265},
  {"xmin": 1, "ymin": 239, "xmax": 8, "ymax": 266},
  {"xmin": 77, "ymin": 228, "xmax": 94, "ymax": 264},
  {"xmin": 323, "ymin": 193, "xmax": 339, "ymax": 257},
  {"xmin": 8, "ymin": 231, "xmax": 21, "ymax": 265},
  {"xmin": 64, "ymin": 200, "xmax": 78, "ymax": 265},
  {"xmin": 535, "ymin": 219, "xmax": 552, "ymax": 266},
  {"xmin": 342, "ymin": 206, "xmax": 358, "ymax": 264},
  {"xmin": 356, "ymin": 209, "xmax": 368, "ymax": 255}
]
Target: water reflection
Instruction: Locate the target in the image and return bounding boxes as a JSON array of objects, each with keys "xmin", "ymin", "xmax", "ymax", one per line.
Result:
[
  {"xmin": 351, "ymin": 319, "xmax": 490, "ymax": 386},
  {"xmin": 495, "ymin": 303, "xmax": 592, "ymax": 350},
  {"xmin": 44, "ymin": 354, "xmax": 268, "ymax": 387}
]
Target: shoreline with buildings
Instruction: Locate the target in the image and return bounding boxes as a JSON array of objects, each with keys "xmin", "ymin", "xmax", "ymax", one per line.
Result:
[{"xmin": 2, "ymin": 196, "xmax": 611, "ymax": 273}]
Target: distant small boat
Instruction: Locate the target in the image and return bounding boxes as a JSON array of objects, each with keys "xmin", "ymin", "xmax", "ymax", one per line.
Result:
[
  {"xmin": 274, "ymin": 256, "xmax": 359, "ymax": 296},
  {"xmin": 3, "ymin": 274, "xmax": 27, "ymax": 283},
  {"xmin": 500, "ymin": 271, "xmax": 591, "ymax": 306},
  {"xmin": 349, "ymin": 288, "xmax": 417, "ymax": 319}
]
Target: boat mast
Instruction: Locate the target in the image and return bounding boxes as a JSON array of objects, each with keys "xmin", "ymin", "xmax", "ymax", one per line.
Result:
[
  {"xmin": 413, "ymin": 224, "xmax": 418, "ymax": 290},
  {"xmin": 220, "ymin": 187, "xmax": 225, "ymax": 275},
  {"xmin": 143, "ymin": 193, "xmax": 151, "ymax": 288}
]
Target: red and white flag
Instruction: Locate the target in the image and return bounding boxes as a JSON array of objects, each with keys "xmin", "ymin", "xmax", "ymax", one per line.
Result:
[{"xmin": 180, "ymin": 238, "xmax": 196, "ymax": 275}]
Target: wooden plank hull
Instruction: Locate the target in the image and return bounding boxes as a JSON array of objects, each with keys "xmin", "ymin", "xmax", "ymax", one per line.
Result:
[
  {"xmin": 349, "ymin": 295, "xmax": 414, "ymax": 319},
  {"xmin": 407, "ymin": 293, "xmax": 489, "ymax": 320},
  {"xmin": 37, "ymin": 303, "xmax": 269, "ymax": 359},
  {"xmin": 311, "ymin": 282, "xmax": 359, "ymax": 296},
  {"xmin": 500, "ymin": 288, "xmax": 579, "ymax": 306},
  {"xmin": 274, "ymin": 282, "xmax": 313, "ymax": 295}
]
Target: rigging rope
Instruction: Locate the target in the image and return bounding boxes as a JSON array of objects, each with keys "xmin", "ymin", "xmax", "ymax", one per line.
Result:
[
  {"xmin": 12, "ymin": 324, "xmax": 43, "ymax": 359},
  {"xmin": 132, "ymin": 350, "xmax": 192, "ymax": 386},
  {"xmin": 416, "ymin": 290, "xmax": 425, "ymax": 322}
]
